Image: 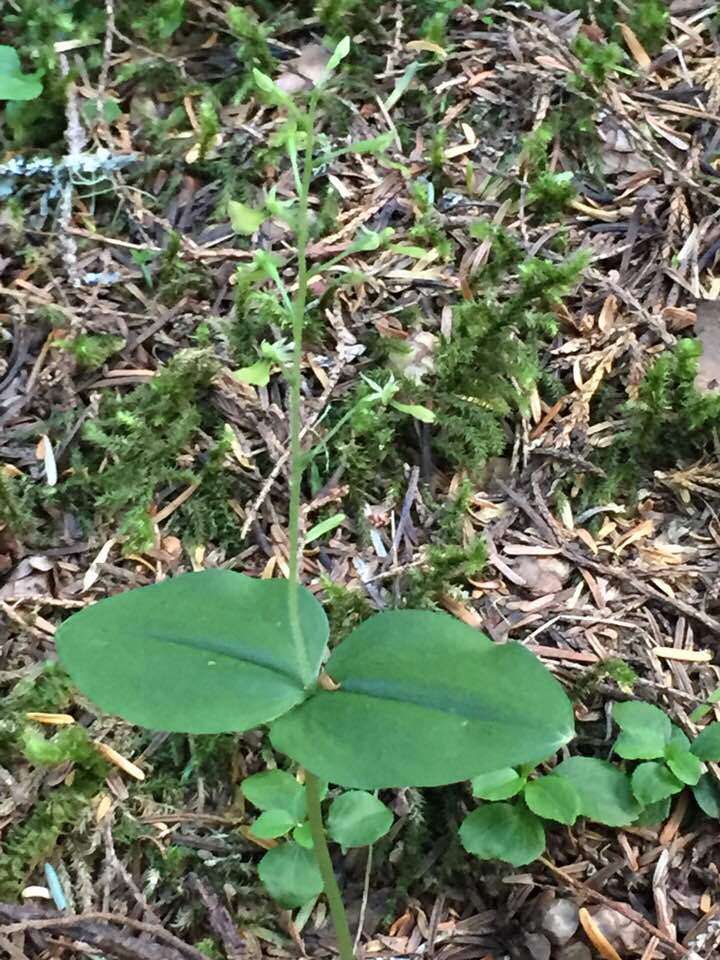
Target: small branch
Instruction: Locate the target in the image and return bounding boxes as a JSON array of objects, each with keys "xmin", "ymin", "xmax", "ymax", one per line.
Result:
[{"xmin": 0, "ymin": 905, "xmax": 208, "ymax": 960}]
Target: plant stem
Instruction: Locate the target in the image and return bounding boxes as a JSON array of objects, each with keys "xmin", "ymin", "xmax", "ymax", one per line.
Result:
[
  {"xmin": 306, "ymin": 772, "xmax": 355, "ymax": 960},
  {"xmin": 286, "ymin": 102, "xmax": 317, "ymax": 684}
]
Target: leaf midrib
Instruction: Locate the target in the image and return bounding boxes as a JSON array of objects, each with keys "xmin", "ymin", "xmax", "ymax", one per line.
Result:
[
  {"xmin": 332, "ymin": 679, "xmax": 568, "ymax": 733},
  {"xmin": 149, "ymin": 631, "xmax": 305, "ymax": 687}
]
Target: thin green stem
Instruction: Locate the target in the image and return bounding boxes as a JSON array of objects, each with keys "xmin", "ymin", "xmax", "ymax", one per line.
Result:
[
  {"xmin": 286, "ymin": 99, "xmax": 318, "ymax": 684},
  {"xmin": 306, "ymin": 772, "xmax": 355, "ymax": 960}
]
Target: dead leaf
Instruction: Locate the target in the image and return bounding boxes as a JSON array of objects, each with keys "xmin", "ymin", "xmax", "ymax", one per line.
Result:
[
  {"xmin": 293, "ymin": 43, "xmax": 330, "ymax": 84},
  {"xmin": 618, "ymin": 23, "xmax": 651, "ymax": 69},
  {"xmin": 511, "ymin": 557, "xmax": 570, "ymax": 596}
]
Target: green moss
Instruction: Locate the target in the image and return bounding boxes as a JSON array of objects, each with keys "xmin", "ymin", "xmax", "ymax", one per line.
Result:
[
  {"xmin": 62, "ymin": 349, "xmax": 220, "ymax": 552},
  {"xmin": 0, "ymin": 788, "xmax": 90, "ymax": 899},
  {"xmin": 573, "ymin": 658, "xmax": 638, "ymax": 701},
  {"xmin": 588, "ymin": 339, "xmax": 720, "ymax": 504},
  {"xmin": 321, "ymin": 578, "xmax": 373, "ymax": 644},
  {"xmin": 0, "ymin": 470, "xmax": 41, "ymax": 538},
  {"xmin": 404, "ymin": 538, "xmax": 487, "ymax": 609},
  {"xmin": 428, "ymin": 238, "xmax": 588, "ymax": 475},
  {"xmin": 56, "ymin": 333, "xmax": 126, "ymax": 369},
  {"xmin": 572, "ymin": 35, "xmax": 626, "ymax": 87}
]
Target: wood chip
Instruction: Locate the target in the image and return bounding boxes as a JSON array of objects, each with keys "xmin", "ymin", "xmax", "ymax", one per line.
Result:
[
  {"xmin": 653, "ymin": 647, "xmax": 713, "ymax": 663},
  {"xmin": 25, "ymin": 712, "xmax": 76, "ymax": 725},
  {"xmin": 579, "ymin": 907, "xmax": 623, "ymax": 960},
  {"xmin": 94, "ymin": 741, "xmax": 146, "ymax": 781}
]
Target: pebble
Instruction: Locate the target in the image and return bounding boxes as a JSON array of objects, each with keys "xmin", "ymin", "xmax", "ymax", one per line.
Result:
[
  {"xmin": 556, "ymin": 944, "xmax": 592, "ymax": 960},
  {"xmin": 541, "ymin": 899, "xmax": 579, "ymax": 946},
  {"xmin": 524, "ymin": 932, "xmax": 551, "ymax": 960}
]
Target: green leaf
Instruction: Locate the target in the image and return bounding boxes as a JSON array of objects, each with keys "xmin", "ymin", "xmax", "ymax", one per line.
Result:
[
  {"xmin": 329, "ymin": 132, "xmax": 394, "ymax": 158},
  {"xmin": 613, "ymin": 701, "xmax": 671, "ymax": 760},
  {"xmin": 690, "ymin": 688, "xmax": 720, "ymax": 723},
  {"xmin": 384, "ymin": 61, "xmax": 422, "ymax": 111},
  {"xmin": 327, "ymin": 791, "xmax": 393, "ymax": 848},
  {"xmin": 293, "ymin": 822, "xmax": 314, "ymax": 848},
  {"xmin": 258, "ymin": 842, "xmax": 323, "ymax": 908},
  {"xmin": 664, "ymin": 741, "xmax": 702, "ymax": 786},
  {"xmin": 459, "ymin": 804, "xmax": 545, "ymax": 866},
  {"xmin": 691, "ymin": 723, "xmax": 720, "ymax": 761},
  {"xmin": 251, "ymin": 809, "xmax": 297, "ymax": 839},
  {"xmin": 305, "ymin": 513, "xmax": 346, "ymax": 545},
  {"xmin": 0, "ymin": 46, "xmax": 42, "ymax": 100},
  {"xmin": 631, "ymin": 762, "xmax": 683, "ymax": 806},
  {"xmin": 391, "ymin": 401, "xmax": 435, "ymax": 423},
  {"xmin": 325, "ymin": 35, "xmax": 351, "ymax": 74},
  {"xmin": 693, "ymin": 774, "xmax": 720, "ymax": 818},
  {"xmin": 242, "ymin": 770, "xmax": 306, "ymax": 821},
  {"xmin": 634, "ymin": 796, "xmax": 672, "ymax": 827},
  {"xmin": 234, "ymin": 360, "xmax": 272, "ymax": 386},
  {"xmin": 554, "ymin": 757, "xmax": 642, "ymax": 826},
  {"xmin": 228, "ymin": 200, "xmax": 266, "ymax": 236},
  {"xmin": 271, "ymin": 610, "xmax": 575, "ymax": 789},
  {"xmin": 55, "ymin": 570, "xmax": 328, "ymax": 733},
  {"xmin": 471, "ymin": 768, "xmax": 526, "ymax": 801},
  {"xmin": 524, "ymin": 775, "xmax": 580, "ymax": 825}
]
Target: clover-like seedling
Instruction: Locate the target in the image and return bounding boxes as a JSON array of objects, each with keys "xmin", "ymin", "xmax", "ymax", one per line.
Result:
[{"xmin": 54, "ymin": 38, "xmax": 576, "ymax": 958}]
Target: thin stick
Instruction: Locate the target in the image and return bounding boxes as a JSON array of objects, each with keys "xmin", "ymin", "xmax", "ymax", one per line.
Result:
[
  {"xmin": 305, "ymin": 773, "xmax": 355, "ymax": 960},
  {"xmin": 354, "ymin": 844, "xmax": 373, "ymax": 950}
]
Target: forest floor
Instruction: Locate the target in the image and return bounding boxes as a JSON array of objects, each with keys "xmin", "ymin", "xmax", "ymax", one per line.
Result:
[{"xmin": 3, "ymin": 1, "xmax": 720, "ymax": 959}]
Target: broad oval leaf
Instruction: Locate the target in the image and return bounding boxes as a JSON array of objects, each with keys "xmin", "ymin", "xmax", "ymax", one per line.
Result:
[
  {"xmin": 271, "ymin": 610, "xmax": 574, "ymax": 788},
  {"xmin": 664, "ymin": 741, "xmax": 702, "ymax": 786},
  {"xmin": 613, "ymin": 701, "xmax": 670, "ymax": 760},
  {"xmin": 251, "ymin": 809, "xmax": 297, "ymax": 839},
  {"xmin": 693, "ymin": 774, "xmax": 720, "ymax": 818},
  {"xmin": 631, "ymin": 762, "xmax": 683, "ymax": 806},
  {"xmin": 293, "ymin": 822, "xmax": 314, "ymax": 848},
  {"xmin": 459, "ymin": 804, "xmax": 545, "ymax": 866},
  {"xmin": 471, "ymin": 768, "xmax": 526, "ymax": 801},
  {"xmin": 554, "ymin": 757, "xmax": 641, "ymax": 827},
  {"xmin": 258, "ymin": 842, "xmax": 323, "ymax": 908},
  {"xmin": 691, "ymin": 722, "xmax": 720, "ymax": 761},
  {"xmin": 0, "ymin": 46, "xmax": 42, "ymax": 101},
  {"xmin": 56, "ymin": 570, "xmax": 327, "ymax": 733},
  {"xmin": 327, "ymin": 791, "xmax": 393, "ymax": 848},
  {"xmin": 524, "ymin": 775, "xmax": 580, "ymax": 825},
  {"xmin": 242, "ymin": 769, "xmax": 306, "ymax": 821},
  {"xmin": 634, "ymin": 796, "xmax": 672, "ymax": 827}
]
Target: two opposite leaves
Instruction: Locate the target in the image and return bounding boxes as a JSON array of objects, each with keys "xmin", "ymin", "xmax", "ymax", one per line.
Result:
[{"xmin": 55, "ymin": 569, "xmax": 575, "ymax": 789}]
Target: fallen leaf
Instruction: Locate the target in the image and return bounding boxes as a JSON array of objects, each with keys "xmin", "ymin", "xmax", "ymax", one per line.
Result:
[{"xmin": 511, "ymin": 556, "xmax": 570, "ymax": 596}]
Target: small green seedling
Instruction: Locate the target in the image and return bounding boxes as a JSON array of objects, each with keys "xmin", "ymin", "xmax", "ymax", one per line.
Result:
[
  {"xmin": 55, "ymin": 39, "xmax": 574, "ymax": 957},
  {"xmin": 461, "ymin": 699, "xmax": 720, "ymax": 868}
]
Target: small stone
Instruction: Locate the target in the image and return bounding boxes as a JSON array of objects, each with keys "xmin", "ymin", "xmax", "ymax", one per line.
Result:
[
  {"xmin": 541, "ymin": 899, "xmax": 579, "ymax": 946},
  {"xmin": 524, "ymin": 932, "xmax": 551, "ymax": 960},
  {"xmin": 556, "ymin": 945, "xmax": 591, "ymax": 960},
  {"xmin": 590, "ymin": 906, "xmax": 645, "ymax": 952}
]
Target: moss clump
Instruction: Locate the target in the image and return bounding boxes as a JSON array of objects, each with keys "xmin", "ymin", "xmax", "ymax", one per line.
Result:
[
  {"xmin": 321, "ymin": 578, "xmax": 373, "ymax": 644},
  {"xmin": 589, "ymin": 339, "xmax": 720, "ymax": 504},
  {"xmin": 428, "ymin": 236, "xmax": 589, "ymax": 475},
  {"xmin": 0, "ymin": 470, "xmax": 41, "ymax": 538},
  {"xmin": 573, "ymin": 658, "xmax": 638, "ymax": 701},
  {"xmin": 404, "ymin": 538, "xmax": 487, "ymax": 609},
  {"xmin": 0, "ymin": 689, "xmax": 108, "ymax": 898},
  {"xmin": 56, "ymin": 333, "xmax": 125, "ymax": 369},
  {"xmin": 63, "ymin": 349, "xmax": 220, "ymax": 552}
]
